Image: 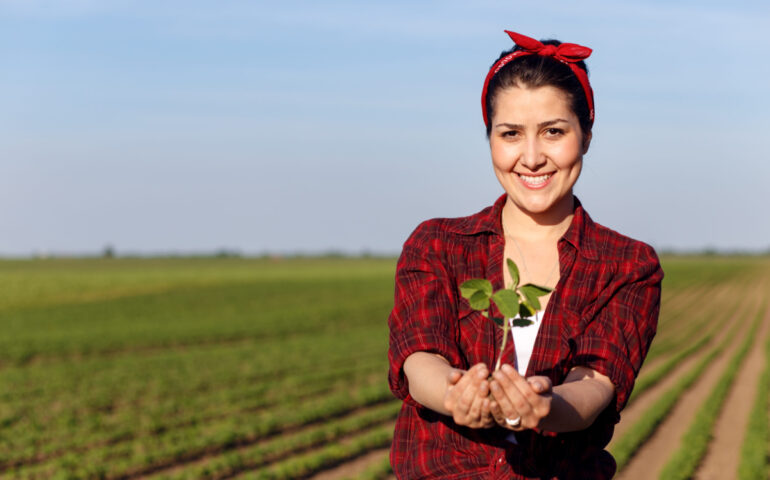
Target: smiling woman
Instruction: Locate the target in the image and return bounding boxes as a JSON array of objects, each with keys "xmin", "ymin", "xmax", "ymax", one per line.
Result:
[{"xmin": 387, "ymin": 31, "xmax": 664, "ymax": 479}]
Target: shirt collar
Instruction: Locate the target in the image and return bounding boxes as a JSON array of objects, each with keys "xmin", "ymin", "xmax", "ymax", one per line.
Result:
[{"xmin": 447, "ymin": 193, "xmax": 600, "ymax": 261}]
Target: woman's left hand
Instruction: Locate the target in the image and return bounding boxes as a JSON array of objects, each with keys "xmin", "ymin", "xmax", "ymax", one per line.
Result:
[{"xmin": 489, "ymin": 364, "xmax": 552, "ymax": 430}]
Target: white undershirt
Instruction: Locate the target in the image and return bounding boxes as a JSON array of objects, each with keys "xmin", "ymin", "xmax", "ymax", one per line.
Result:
[
  {"xmin": 506, "ymin": 310, "xmax": 543, "ymax": 444},
  {"xmin": 510, "ymin": 310, "xmax": 543, "ymax": 375}
]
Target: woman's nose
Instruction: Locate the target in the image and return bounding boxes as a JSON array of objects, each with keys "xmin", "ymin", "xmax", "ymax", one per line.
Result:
[{"xmin": 520, "ymin": 140, "xmax": 546, "ymax": 170}]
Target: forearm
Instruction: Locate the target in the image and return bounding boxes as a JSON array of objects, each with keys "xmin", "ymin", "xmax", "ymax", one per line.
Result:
[
  {"xmin": 403, "ymin": 352, "xmax": 455, "ymax": 415},
  {"xmin": 539, "ymin": 368, "xmax": 615, "ymax": 432}
]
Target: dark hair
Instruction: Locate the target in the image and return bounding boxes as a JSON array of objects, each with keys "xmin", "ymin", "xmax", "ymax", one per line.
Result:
[{"xmin": 484, "ymin": 39, "xmax": 592, "ymax": 139}]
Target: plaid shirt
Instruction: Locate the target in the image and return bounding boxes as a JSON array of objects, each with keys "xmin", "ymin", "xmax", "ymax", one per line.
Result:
[{"xmin": 388, "ymin": 194, "xmax": 663, "ymax": 479}]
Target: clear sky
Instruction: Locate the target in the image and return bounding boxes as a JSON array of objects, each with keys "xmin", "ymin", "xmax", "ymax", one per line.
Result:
[{"xmin": 2, "ymin": 0, "xmax": 769, "ymax": 256}]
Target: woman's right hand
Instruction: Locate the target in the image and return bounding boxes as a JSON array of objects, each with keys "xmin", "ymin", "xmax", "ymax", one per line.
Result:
[{"xmin": 442, "ymin": 363, "xmax": 495, "ymax": 429}]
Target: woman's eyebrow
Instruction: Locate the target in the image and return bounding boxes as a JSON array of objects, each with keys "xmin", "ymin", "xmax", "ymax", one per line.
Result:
[{"xmin": 494, "ymin": 118, "xmax": 570, "ymax": 129}]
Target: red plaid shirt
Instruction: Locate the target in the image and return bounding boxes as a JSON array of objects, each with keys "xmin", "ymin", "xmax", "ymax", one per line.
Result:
[{"xmin": 388, "ymin": 194, "xmax": 663, "ymax": 479}]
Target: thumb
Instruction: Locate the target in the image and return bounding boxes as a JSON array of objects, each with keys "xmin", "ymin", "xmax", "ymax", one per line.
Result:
[{"xmin": 447, "ymin": 369, "xmax": 463, "ymax": 385}]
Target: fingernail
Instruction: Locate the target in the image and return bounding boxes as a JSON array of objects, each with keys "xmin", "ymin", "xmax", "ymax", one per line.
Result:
[{"xmin": 502, "ymin": 364, "xmax": 514, "ymax": 374}]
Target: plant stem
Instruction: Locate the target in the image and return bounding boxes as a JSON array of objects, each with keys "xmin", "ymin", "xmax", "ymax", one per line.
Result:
[{"xmin": 494, "ymin": 321, "xmax": 510, "ymax": 372}]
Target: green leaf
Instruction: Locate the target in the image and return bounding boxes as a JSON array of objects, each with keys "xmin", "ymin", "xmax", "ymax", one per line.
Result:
[
  {"xmin": 506, "ymin": 258, "xmax": 520, "ymax": 289},
  {"xmin": 518, "ymin": 302, "xmax": 535, "ymax": 318},
  {"xmin": 491, "ymin": 289, "xmax": 519, "ymax": 318},
  {"xmin": 520, "ymin": 283, "xmax": 553, "ymax": 296},
  {"xmin": 512, "ymin": 318, "xmax": 535, "ymax": 327},
  {"xmin": 459, "ymin": 278, "xmax": 493, "ymax": 300},
  {"xmin": 491, "ymin": 316, "xmax": 504, "ymax": 326},
  {"xmin": 469, "ymin": 290, "xmax": 490, "ymax": 310},
  {"xmin": 519, "ymin": 284, "xmax": 553, "ymax": 312}
]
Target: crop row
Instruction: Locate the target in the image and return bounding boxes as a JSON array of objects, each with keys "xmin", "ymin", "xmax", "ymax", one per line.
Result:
[
  {"xmin": 235, "ymin": 424, "xmax": 394, "ymax": 480},
  {"xmin": 152, "ymin": 401, "xmax": 401, "ymax": 480},
  {"xmin": 658, "ymin": 302, "xmax": 764, "ymax": 479},
  {"xmin": 1, "ymin": 361, "xmax": 386, "ymax": 470},
  {"xmin": 0, "ymin": 271, "xmax": 393, "ymax": 366},
  {"xmin": 645, "ymin": 282, "xmax": 736, "ymax": 362},
  {"xmin": 737, "ymin": 330, "xmax": 770, "ymax": 479},
  {"xmin": 609, "ymin": 302, "xmax": 745, "ymax": 471},
  {"xmin": 9, "ymin": 380, "xmax": 395, "ymax": 479}
]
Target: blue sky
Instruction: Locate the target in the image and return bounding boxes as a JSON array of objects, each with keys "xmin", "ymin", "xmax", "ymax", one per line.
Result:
[{"xmin": 2, "ymin": 0, "xmax": 769, "ymax": 255}]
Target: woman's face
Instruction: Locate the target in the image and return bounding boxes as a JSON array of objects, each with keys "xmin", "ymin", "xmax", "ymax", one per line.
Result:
[{"xmin": 489, "ymin": 85, "xmax": 590, "ymax": 218}]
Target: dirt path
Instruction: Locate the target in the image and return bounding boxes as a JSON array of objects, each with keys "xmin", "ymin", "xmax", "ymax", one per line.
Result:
[
  {"xmin": 694, "ymin": 300, "xmax": 770, "ymax": 479},
  {"xmin": 614, "ymin": 289, "xmax": 761, "ymax": 480},
  {"xmin": 307, "ymin": 447, "xmax": 390, "ymax": 480}
]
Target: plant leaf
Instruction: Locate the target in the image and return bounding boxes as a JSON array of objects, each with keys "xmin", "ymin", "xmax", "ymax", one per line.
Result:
[
  {"xmin": 518, "ymin": 302, "xmax": 535, "ymax": 318},
  {"xmin": 520, "ymin": 283, "xmax": 553, "ymax": 297},
  {"xmin": 506, "ymin": 258, "xmax": 520, "ymax": 290},
  {"xmin": 512, "ymin": 318, "xmax": 534, "ymax": 327},
  {"xmin": 492, "ymin": 316, "xmax": 504, "ymax": 326},
  {"xmin": 492, "ymin": 289, "xmax": 519, "ymax": 318},
  {"xmin": 469, "ymin": 290, "xmax": 490, "ymax": 310},
  {"xmin": 460, "ymin": 278, "xmax": 493, "ymax": 300}
]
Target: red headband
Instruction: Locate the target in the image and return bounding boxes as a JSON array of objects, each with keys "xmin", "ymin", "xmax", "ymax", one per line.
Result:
[{"xmin": 481, "ymin": 30, "xmax": 595, "ymax": 128}]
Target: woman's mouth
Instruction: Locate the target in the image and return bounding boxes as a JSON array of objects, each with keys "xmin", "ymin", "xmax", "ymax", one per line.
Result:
[{"xmin": 517, "ymin": 173, "xmax": 553, "ymax": 189}]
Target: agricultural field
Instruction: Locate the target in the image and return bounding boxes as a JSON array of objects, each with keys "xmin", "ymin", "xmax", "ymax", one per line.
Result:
[{"xmin": 1, "ymin": 255, "xmax": 769, "ymax": 479}]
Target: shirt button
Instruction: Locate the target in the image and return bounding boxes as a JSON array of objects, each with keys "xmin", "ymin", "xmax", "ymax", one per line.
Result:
[{"xmin": 498, "ymin": 457, "xmax": 504, "ymax": 464}]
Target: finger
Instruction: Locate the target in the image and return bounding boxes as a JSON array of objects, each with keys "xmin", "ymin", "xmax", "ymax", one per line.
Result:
[
  {"xmin": 527, "ymin": 375, "xmax": 553, "ymax": 394},
  {"xmin": 473, "ymin": 363, "xmax": 489, "ymax": 380},
  {"xmin": 467, "ymin": 384, "xmax": 486, "ymax": 421},
  {"xmin": 456, "ymin": 373, "xmax": 480, "ymax": 417},
  {"xmin": 493, "ymin": 367, "xmax": 531, "ymax": 417},
  {"xmin": 501, "ymin": 364, "xmax": 540, "ymax": 411},
  {"xmin": 488, "ymin": 398, "xmax": 510, "ymax": 428},
  {"xmin": 489, "ymin": 377, "xmax": 519, "ymax": 422}
]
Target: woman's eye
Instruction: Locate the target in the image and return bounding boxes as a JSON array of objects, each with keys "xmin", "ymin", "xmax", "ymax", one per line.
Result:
[
  {"xmin": 502, "ymin": 130, "xmax": 519, "ymax": 138},
  {"xmin": 545, "ymin": 128, "xmax": 564, "ymax": 136}
]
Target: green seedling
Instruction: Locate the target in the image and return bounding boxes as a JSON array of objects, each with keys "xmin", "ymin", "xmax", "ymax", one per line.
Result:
[{"xmin": 460, "ymin": 258, "xmax": 553, "ymax": 372}]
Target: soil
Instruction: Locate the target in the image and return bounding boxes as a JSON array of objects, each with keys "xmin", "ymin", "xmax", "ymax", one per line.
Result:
[
  {"xmin": 307, "ymin": 447, "xmax": 390, "ymax": 480},
  {"xmin": 694, "ymin": 299, "xmax": 770, "ymax": 479},
  {"xmin": 614, "ymin": 290, "xmax": 761, "ymax": 480}
]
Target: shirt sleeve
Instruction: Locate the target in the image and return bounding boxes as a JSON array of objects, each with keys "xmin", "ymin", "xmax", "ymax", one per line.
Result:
[
  {"xmin": 387, "ymin": 222, "xmax": 463, "ymax": 405},
  {"xmin": 572, "ymin": 243, "xmax": 664, "ymax": 411}
]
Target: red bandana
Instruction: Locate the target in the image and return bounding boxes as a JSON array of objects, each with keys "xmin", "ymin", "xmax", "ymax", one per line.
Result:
[{"xmin": 481, "ymin": 30, "xmax": 595, "ymax": 128}]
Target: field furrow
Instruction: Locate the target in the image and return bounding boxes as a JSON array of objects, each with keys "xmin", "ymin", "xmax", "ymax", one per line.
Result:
[
  {"xmin": 614, "ymin": 286, "xmax": 763, "ymax": 480},
  {"xmin": 694, "ymin": 297, "xmax": 770, "ymax": 479}
]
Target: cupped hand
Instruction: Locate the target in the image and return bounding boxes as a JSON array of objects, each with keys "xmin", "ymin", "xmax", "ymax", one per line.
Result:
[
  {"xmin": 443, "ymin": 363, "xmax": 495, "ymax": 429},
  {"xmin": 489, "ymin": 364, "xmax": 552, "ymax": 430}
]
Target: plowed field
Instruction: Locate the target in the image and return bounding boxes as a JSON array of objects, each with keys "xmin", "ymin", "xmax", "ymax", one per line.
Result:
[{"xmin": 1, "ymin": 256, "xmax": 768, "ymax": 479}]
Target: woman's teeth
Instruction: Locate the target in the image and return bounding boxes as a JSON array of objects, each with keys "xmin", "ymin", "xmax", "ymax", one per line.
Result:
[{"xmin": 519, "ymin": 174, "xmax": 551, "ymax": 185}]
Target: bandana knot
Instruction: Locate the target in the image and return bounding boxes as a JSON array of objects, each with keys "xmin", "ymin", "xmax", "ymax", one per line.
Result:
[
  {"xmin": 537, "ymin": 44, "xmax": 558, "ymax": 57},
  {"xmin": 481, "ymin": 30, "xmax": 595, "ymax": 127}
]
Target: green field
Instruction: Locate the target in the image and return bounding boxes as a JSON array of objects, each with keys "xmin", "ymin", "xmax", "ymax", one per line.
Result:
[{"xmin": 1, "ymin": 256, "xmax": 769, "ymax": 479}]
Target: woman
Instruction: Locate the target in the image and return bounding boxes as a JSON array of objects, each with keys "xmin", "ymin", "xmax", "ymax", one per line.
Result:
[{"xmin": 387, "ymin": 31, "xmax": 663, "ymax": 479}]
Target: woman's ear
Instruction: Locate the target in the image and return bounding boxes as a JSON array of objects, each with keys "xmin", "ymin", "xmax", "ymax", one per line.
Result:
[{"xmin": 582, "ymin": 131, "xmax": 592, "ymax": 155}]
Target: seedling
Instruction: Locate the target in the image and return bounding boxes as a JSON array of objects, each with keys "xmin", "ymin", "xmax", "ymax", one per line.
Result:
[{"xmin": 460, "ymin": 258, "xmax": 553, "ymax": 372}]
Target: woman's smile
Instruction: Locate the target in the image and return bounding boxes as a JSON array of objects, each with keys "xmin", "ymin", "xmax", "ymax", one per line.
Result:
[{"xmin": 517, "ymin": 172, "xmax": 554, "ymax": 189}]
